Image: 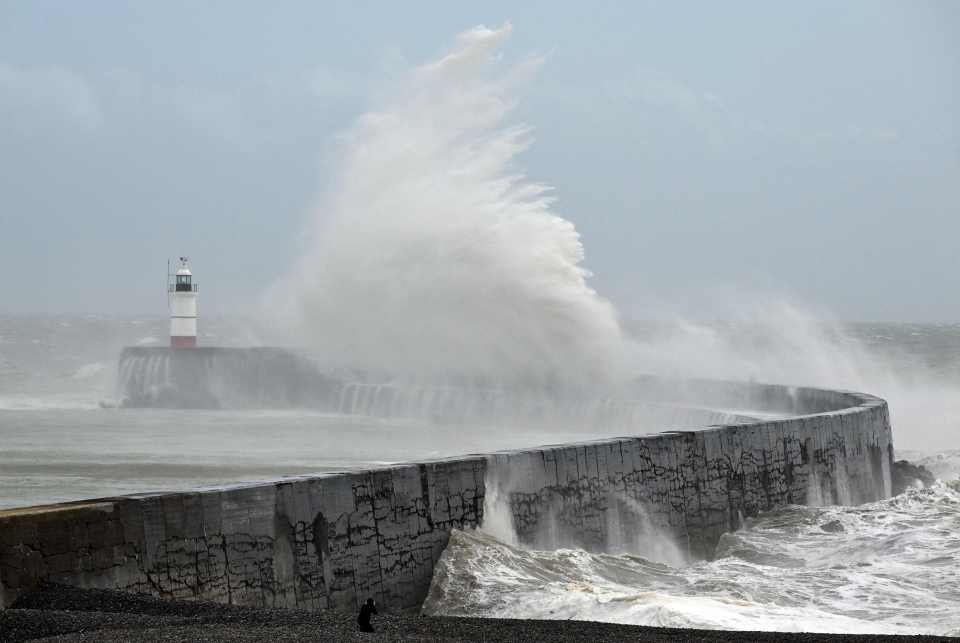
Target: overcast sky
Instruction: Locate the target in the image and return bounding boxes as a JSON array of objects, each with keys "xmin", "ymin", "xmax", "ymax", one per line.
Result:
[{"xmin": 1, "ymin": 1, "xmax": 957, "ymax": 321}]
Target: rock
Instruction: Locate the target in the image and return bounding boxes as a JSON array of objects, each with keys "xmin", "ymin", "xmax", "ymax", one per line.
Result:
[
  {"xmin": 820, "ymin": 520, "xmax": 844, "ymax": 533},
  {"xmin": 891, "ymin": 460, "xmax": 936, "ymax": 496}
]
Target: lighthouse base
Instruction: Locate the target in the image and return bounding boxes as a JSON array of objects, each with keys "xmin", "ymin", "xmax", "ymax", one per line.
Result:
[{"xmin": 170, "ymin": 336, "xmax": 197, "ymax": 349}]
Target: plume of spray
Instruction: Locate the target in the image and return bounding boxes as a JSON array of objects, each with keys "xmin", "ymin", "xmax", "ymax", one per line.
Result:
[
  {"xmin": 265, "ymin": 24, "xmax": 958, "ymax": 455},
  {"xmin": 267, "ymin": 24, "xmax": 624, "ymax": 390},
  {"xmin": 624, "ymin": 296, "xmax": 960, "ymax": 453}
]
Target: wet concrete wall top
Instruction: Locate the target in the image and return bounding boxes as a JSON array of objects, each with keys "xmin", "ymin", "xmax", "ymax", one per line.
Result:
[{"xmin": 0, "ymin": 380, "xmax": 893, "ymax": 611}]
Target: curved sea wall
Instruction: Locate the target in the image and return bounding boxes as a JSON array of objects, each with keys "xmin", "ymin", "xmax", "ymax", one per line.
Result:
[{"xmin": 0, "ymin": 381, "xmax": 892, "ymax": 611}]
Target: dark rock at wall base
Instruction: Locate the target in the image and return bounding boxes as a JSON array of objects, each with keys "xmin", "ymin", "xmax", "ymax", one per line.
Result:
[
  {"xmin": 820, "ymin": 520, "xmax": 844, "ymax": 533},
  {"xmin": 891, "ymin": 460, "xmax": 936, "ymax": 495}
]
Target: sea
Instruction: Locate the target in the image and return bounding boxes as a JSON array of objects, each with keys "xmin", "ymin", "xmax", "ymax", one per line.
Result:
[{"xmin": 1, "ymin": 315, "xmax": 959, "ymax": 635}]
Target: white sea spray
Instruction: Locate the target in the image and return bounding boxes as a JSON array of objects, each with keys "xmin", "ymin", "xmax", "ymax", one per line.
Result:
[{"xmin": 266, "ymin": 24, "xmax": 624, "ymax": 390}]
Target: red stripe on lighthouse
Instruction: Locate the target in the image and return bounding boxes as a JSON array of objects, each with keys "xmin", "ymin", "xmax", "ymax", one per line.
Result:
[{"xmin": 170, "ymin": 336, "xmax": 197, "ymax": 348}]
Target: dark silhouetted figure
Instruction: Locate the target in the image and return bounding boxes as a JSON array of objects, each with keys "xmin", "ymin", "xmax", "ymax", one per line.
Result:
[{"xmin": 357, "ymin": 597, "xmax": 378, "ymax": 633}]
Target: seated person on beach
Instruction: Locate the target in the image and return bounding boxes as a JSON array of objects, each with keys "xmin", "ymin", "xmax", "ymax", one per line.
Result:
[{"xmin": 357, "ymin": 597, "xmax": 378, "ymax": 632}]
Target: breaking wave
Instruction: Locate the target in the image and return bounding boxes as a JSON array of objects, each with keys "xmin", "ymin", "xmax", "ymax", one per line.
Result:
[
  {"xmin": 72, "ymin": 361, "xmax": 108, "ymax": 379},
  {"xmin": 0, "ymin": 395, "xmax": 102, "ymax": 411},
  {"xmin": 424, "ymin": 480, "xmax": 960, "ymax": 635},
  {"xmin": 267, "ymin": 23, "xmax": 624, "ymax": 389}
]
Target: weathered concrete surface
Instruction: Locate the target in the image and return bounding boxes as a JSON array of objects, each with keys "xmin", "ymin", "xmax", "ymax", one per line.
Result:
[
  {"xmin": 0, "ymin": 381, "xmax": 892, "ymax": 611},
  {"xmin": 0, "ymin": 459, "xmax": 485, "ymax": 612},
  {"xmin": 487, "ymin": 390, "xmax": 892, "ymax": 559}
]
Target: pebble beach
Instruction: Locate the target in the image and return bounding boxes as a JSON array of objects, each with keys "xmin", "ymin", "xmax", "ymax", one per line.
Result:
[{"xmin": 0, "ymin": 585, "xmax": 951, "ymax": 643}]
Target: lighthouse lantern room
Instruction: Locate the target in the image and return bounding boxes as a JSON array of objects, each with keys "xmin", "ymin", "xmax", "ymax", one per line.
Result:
[{"xmin": 169, "ymin": 257, "xmax": 198, "ymax": 348}]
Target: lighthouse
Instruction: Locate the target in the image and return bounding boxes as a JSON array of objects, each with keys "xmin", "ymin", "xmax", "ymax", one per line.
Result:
[{"xmin": 169, "ymin": 257, "xmax": 198, "ymax": 348}]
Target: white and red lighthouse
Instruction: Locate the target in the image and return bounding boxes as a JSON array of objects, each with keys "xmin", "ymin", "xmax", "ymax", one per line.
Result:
[{"xmin": 169, "ymin": 257, "xmax": 198, "ymax": 348}]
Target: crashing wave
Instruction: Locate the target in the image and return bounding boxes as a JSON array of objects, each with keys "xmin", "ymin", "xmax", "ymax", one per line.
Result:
[{"xmin": 424, "ymin": 483, "xmax": 960, "ymax": 635}]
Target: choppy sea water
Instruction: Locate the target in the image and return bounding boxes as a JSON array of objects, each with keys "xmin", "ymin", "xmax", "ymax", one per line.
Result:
[
  {"xmin": 2, "ymin": 315, "xmax": 959, "ymax": 634},
  {"xmin": 425, "ymin": 481, "xmax": 960, "ymax": 635}
]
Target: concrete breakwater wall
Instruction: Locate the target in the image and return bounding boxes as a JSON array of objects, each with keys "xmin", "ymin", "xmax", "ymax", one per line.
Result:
[
  {"xmin": 115, "ymin": 348, "xmax": 757, "ymax": 429},
  {"xmin": 118, "ymin": 347, "xmax": 337, "ymax": 409},
  {"xmin": 0, "ymin": 381, "xmax": 893, "ymax": 611}
]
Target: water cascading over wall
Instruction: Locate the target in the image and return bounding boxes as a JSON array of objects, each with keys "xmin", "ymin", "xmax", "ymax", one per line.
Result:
[
  {"xmin": 0, "ymin": 380, "xmax": 892, "ymax": 611},
  {"xmin": 117, "ymin": 347, "xmax": 757, "ymax": 429},
  {"xmin": 118, "ymin": 347, "xmax": 341, "ymax": 410}
]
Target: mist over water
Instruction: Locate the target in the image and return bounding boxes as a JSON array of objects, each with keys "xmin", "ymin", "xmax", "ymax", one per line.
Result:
[{"xmin": 624, "ymin": 305, "xmax": 960, "ymax": 452}]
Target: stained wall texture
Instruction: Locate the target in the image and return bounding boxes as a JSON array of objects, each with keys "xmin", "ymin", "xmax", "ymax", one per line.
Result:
[{"xmin": 0, "ymin": 382, "xmax": 893, "ymax": 611}]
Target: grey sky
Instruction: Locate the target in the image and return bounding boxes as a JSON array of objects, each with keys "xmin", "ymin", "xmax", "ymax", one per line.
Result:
[{"xmin": 1, "ymin": 1, "xmax": 957, "ymax": 321}]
